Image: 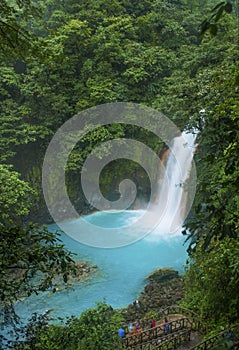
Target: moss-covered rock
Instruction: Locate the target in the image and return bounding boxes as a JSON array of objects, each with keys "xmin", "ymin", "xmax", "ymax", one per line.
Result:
[
  {"xmin": 119, "ymin": 268, "xmax": 183, "ymax": 325},
  {"xmin": 146, "ymin": 268, "xmax": 179, "ymax": 283}
]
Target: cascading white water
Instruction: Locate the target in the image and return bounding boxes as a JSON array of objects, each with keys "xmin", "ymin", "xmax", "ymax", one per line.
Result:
[{"xmin": 152, "ymin": 131, "xmax": 197, "ymax": 235}]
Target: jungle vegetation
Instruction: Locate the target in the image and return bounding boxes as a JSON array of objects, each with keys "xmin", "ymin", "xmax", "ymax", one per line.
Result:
[{"xmin": 0, "ymin": 0, "xmax": 239, "ymax": 348}]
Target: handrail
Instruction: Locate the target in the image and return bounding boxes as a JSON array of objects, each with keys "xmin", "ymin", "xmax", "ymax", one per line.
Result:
[
  {"xmin": 128, "ymin": 329, "xmax": 191, "ymax": 350},
  {"xmin": 122, "ymin": 305, "xmax": 239, "ymax": 350},
  {"xmin": 189, "ymin": 324, "xmax": 239, "ymax": 350},
  {"xmin": 158, "ymin": 305, "xmax": 206, "ymax": 334},
  {"xmin": 158, "ymin": 305, "xmax": 201, "ymax": 320},
  {"xmin": 152, "ymin": 329, "xmax": 191, "ymax": 350},
  {"xmin": 123, "ymin": 317, "xmax": 193, "ymax": 348}
]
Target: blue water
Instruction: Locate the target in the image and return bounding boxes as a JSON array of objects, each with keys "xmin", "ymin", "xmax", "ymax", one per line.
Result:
[{"xmin": 15, "ymin": 210, "xmax": 188, "ymax": 322}]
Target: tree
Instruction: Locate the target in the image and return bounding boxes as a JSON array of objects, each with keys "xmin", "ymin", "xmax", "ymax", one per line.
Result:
[
  {"xmin": 0, "ymin": 169, "xmax": 75, "ymax": 346},
  {"xmin": 12, "ymin": 302, "xmax": 124, "ymax": 349},
  {"xmin": 0, "ymin": 0, "xmax": 42, "ymax": 59},
  {"xmin": 0, "ymin": 224, "xmax": 75, "ymax": 303},
  {"xmin": 0, "ymin": 165, "xmax": 34, "ymax": 225},
  {"xmin": 200, "ymin": 1, "xmax": 233, "ymax": 36},
  {"xmin": 182, "ymin": 236, "xmax": 239, "ymax": 326},
  {"xmin": 0, "ymin": 166, "xmax": 75, "ymax": 335},
  {"xmin": 185, "ymin": 60, "xmax": 239, "ymax": 251},
  {"xmin": 181, "ymin": 0, "xmax": 239, "ymax": 329}
]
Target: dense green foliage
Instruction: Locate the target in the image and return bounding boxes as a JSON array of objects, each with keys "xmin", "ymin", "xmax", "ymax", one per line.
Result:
[
  {"xmin": 0, "ymin": 0, "xmax": 41, "ymax": 59},
  {"xmin": 0, "ymin": 224, "xmax": 75, "ymax": 303},
  {"xmin": 179, "ymin": 3, "xmax": 239, "ymax": 327},
  {"xmin": 1, "ymin": 0, "xmax": 239, "ymax": 348},
  {"xmin": 0, "ymin": 165, "xmax": 34, "ymax": 224},
  {"xmin": 38, "ymin": 303, "xmax": 122, "ymax": 350},
  {"xmin": 2, "ymin": 0, "xmax": 237, "ymax": 213},
  {"xmin": 11, "ymin": 303, "xmax": 124, "ymax": 350},
  {"xmin": 0, "ymin": 162, "xmax": 75, "ymax": 346},
  {"xmin": 182, "ymin": 59, "xmax": 239, "ymax": 328},
  {"xmin": 183, "ymin": 236, "xmax": 239, "ymax": 325},
  {"xmin": 0, "ymin": 164, "xmax": 75, "ymax": 307}
]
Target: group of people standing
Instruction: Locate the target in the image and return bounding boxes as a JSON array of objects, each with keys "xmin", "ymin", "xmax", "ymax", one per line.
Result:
[
  {"xmin": 118, "ymin": 318, "xmax": 157, "ymax": 338},
  {"xmin": 118, "ymin": 316, "xmax": 171, "ymax": 338}
]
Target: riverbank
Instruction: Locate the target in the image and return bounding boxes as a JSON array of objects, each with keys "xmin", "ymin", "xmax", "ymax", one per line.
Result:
[
  {"xmin": 118, "ymin": 268, "xmax": 184, "ymax": 325},
  {"xmin": 6, "ymin": 267, "xmax": 184, "ymax": 350},
  {"xmin": 13, "ymin": 226, "xmax": 188, "ymax": 325},
  {"xmin": 51, "ymin": 260, "xmax": 98, "ymax": 292}
]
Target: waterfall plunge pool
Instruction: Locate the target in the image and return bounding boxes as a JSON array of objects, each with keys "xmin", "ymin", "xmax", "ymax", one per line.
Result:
[
  {"xmin": 15, "ymin": 130, "xmax": 197, "ymax": 323},
  {"xmin": 15, "ymin": 210, "xmax": 189, "ymax": 323}
]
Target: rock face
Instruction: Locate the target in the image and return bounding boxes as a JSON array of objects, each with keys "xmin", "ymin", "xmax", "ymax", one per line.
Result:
[
  {"xmin": 52, "ymin": 261, "xmax": 98, "ymax": 292},
  {"xmin": 121, "ymin": 268, "xmax": 184, "ymax": 323},
  {"xmin": 68, "ymin": 261, "xmax": 98, "ymax": 281},
  {"xmin": 141, "ymin": 268, "xmax": 183, "ymax": 312}
]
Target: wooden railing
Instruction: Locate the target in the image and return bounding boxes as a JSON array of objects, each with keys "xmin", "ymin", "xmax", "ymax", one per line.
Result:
[
  {"xmin": 189, "ymin": 331, "xmax": 227, "ymax": 350},
  {"xmin": 128, "ymin": 329, "xmax": 191, "ymax": 350},
  {"xmin": 152, "ymin": 329, "xmax": 191, "ymax": 350},
  {"xmin": 158, "ymin": 305, "xmax": 206, "ymax": 334},
  {"xmin": 122, "ymin": 317, "xmax": 193, "ymax": 348},
  {"xmin": 122, "ymin": 305, "xmax": 239, "ymax": 350},
  {"xmin": 159, "ymin": 305, "xmax": 200, "ymax": 321},
  {"xmin": 189, "ymin": 324, "xmax": 239, "ymax": 350}
]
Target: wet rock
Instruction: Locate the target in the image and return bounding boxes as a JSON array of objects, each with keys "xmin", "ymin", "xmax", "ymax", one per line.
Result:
[{"xmin": 120, "ymin": 268, "xmax": 183, "ymax": 323}]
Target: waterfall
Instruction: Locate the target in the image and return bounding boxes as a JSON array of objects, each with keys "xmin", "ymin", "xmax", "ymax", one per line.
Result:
[{"xmin": 151, "ymin": 131, "xmax": 197, "ymax": 236}]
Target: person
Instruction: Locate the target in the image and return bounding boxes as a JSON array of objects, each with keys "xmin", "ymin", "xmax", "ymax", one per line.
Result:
[
  {"xmin": 118, "ymin": 326, "xmax": 125, "ymax": 338},
  {"xmin": 135, "ymin": 299, "xmax": 141, "ymax": 308},
  {"xmin": 163, "ymin": 317, "xmax": 170, "ymax": 334},
  {"xmin": 136, "ymin": 320, "xmax": 141, "ymax": 332},
  {"xmin": 129, "ymin": 322, "xmax": 134, "ymax": 333},
  {"xmin": 225, "ymin": 329, "xmax": 232, "ymax": 340},
  {"xmin": 151, "ymin": 318, "xmax": 156, "ymax": 328}
]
